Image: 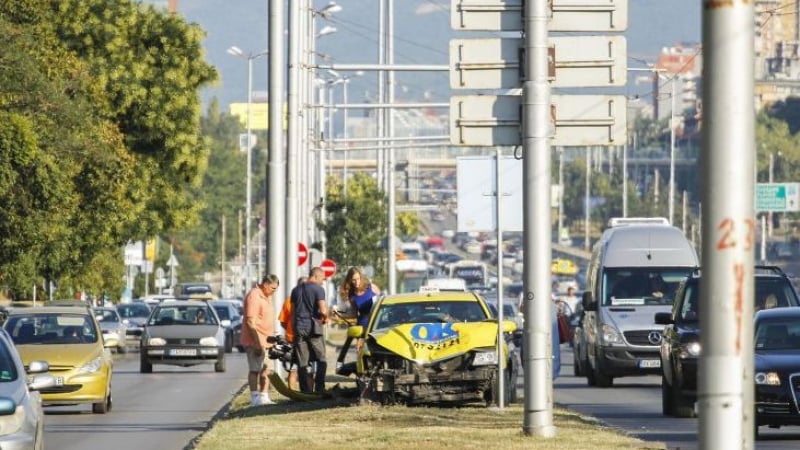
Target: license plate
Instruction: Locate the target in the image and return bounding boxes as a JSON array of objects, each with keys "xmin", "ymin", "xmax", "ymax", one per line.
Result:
[
  {"xmin": 170, "ymin": 349, "xmax": 197, "ymax": 356},
  {"xmin": 639, "ymin": 359, "xmax": 661, "ymax": 368},
  {"xmin": 54, "ymin": 376, "xmax": 64, "ymax": 386}
]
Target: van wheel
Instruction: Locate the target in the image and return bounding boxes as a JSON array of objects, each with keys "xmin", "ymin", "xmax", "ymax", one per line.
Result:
[
  {"xmin": 592, "ymin": 355, "xmax": 613, "ymax": 387},
  {"xmin": 573, "ymin": 349, "xmax": 584, "ymax": 376},
  {"xmin": 140, "ymin": 353, "xmax": 152, "ymax": 373},
  {"xmin": 215, "ymin": 356, "xmax": 226, "ymax": 373},
  {"xmin": 670, "ymin": 378, "xmax": 696, "ymax": 418}
]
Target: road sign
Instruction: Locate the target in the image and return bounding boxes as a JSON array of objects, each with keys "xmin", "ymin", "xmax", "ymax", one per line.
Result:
[
  {"xmin": 451, "ymin": 0, "xmax": 628, "ymax": 32},
  {"xmin": 450, "ymin": 36, "xmax": 627, "ymax": 89},
  {"xmin": 320, "ymin": 259, "xmax": 337, "ymax": 279},
  {"xmin": 298, "ymin": 242, "xmax": 308, "ymax": 266},
  {"xmin": 450, "ymin": 94, "xmax": 626, "ymax": 146},
  {"xmin": 756, "ymin": 183, "xmax": 800, "ymax": 212}
]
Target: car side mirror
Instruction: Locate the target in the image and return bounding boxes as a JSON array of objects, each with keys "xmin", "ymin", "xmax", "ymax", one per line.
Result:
[
  {"xmin": 220, "ymin": 319, "xmax": 231, "ymax": 327},
  {"xmin": 347, "ymin": 326, "xmax": 364, "ymax": 338},
  {"xmin": 501, "ymin": 320, "xmax": 517, "ymax": 333},
  {"xmin": 27, "ymin": 360, "xmax": 49, "ymax": 374},
  {"xmin": 582, "ymin": 291, "xmax": 597, "ymax": 311}
]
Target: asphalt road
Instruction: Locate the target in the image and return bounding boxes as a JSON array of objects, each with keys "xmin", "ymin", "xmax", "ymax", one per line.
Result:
[
  {"xmin": 43, "ymin": 350, "xmax": 248, "ymax": 450},
  {"xmin": 544, "ymin": 345, "xmax": 800, "ymax": 449}
]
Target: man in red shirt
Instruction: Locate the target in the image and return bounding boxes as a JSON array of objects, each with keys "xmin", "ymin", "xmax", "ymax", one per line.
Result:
[
  {"xmin": 241, "ymin": 274, "xmax": 279, "ymax": 406},
  {"xmin": 278, "ymin": 277, "xmax": 306, "ymax": 390}
]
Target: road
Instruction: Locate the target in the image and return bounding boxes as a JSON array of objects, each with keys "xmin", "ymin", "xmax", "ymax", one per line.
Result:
[
  {"xmin": 543, "ymin": 345, "xmax": 800, "ymax": 449},
  {"xmin": 43, "ymin": 351, "xmax": 248, "ymax": 450}
]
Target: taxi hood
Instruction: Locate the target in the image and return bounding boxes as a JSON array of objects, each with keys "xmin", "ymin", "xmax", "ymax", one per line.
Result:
[{"xmin": 368, "ymin": 321, "xmax": 499, "ymax": 363}]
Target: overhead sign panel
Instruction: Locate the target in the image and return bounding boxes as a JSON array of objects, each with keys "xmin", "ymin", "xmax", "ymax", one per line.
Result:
[
  {"xmin": 450, "ymin": 36, "xmax": 627, "ymax": 89},
  {"xmin": 451, "ymin": 0, "xmax": 628, "ymax": 32},
  {"xmin": 450, "ymin": 94, "xmax": 626, "ymax": 147}
]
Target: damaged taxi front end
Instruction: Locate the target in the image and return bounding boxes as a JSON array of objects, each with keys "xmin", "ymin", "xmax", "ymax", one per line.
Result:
[{"xmin": 340, "ymin": 291, "xmax": 518, "ymax": 405}]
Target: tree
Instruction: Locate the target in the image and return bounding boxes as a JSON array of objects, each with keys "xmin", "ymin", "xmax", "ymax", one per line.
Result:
[{"xmin": 319, "ymin": 173, "xmax": 388, "ymax": 285}]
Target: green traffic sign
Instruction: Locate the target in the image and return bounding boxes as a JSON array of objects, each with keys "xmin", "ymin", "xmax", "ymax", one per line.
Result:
[{"xmin": 756, "ymin": 183, "xmax": 800, "ymax": 212}]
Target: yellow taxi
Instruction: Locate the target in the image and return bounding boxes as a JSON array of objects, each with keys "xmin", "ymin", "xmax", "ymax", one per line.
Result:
[
  {"xmin": 3, "ymin": 306, "xmax": 114, "ymax": 413},
  {"xmin": 337, "ymin": 289, "xmax": 519, "ymax": 406}
]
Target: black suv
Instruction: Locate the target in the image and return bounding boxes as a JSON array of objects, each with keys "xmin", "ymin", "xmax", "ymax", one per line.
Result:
[{"xmin": 655, "ymin": 266, "xmax": 800, "ymax": 418}]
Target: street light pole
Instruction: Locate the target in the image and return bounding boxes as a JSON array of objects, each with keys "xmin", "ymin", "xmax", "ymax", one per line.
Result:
[
  {"xmin": 227, "ymin": 46, "xmax": 268, "ymax": 295},
  {"xmin": 668, "ymin": 75, "xmax": 676, "ymax": 225}
]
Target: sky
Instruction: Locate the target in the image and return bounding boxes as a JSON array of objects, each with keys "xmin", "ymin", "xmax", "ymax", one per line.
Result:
[{"xmin": 148, "ymin": 0, "xmax": 702, "ymax": 111}]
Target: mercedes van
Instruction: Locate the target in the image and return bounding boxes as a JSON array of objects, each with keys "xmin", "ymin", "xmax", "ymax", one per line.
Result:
[{"xmin": 578, "ymin": 217, "xmax": 698, "ymax": 387}]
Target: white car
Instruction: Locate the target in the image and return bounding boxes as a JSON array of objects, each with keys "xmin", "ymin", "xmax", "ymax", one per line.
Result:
[{"xmin": 464, "ymin": 240, "xmax": 482, "ymax": 254}]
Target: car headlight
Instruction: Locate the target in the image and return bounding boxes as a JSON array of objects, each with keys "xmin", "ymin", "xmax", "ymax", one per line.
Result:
[
  {"xmin": 600, "ymin": 324, "xmax": 622, "ymax": 345},
  {"xmin": 0, "ymin": 405, "xmax": 25, "ymax": 436},
  {"xmin": 755, "ymin": 371, "xmax": 781, "ymax": 386},
  {"xmin": 679, "ymin": 341, "xmax": 701, "ymax": 358},
  {"xmin": 473, "ymin": 351, "xmax": 498, "ymax": 366},
  {"xmin": 200, "ymin": 336, "xmax": 219, "ymax": 347},
  {"xmin": 77, "ymin": 356, "xmax": 104, "ymax": 374},
  {"xmin": 148, "ymin": 337, "xmax": 166, "ymax": 346}
]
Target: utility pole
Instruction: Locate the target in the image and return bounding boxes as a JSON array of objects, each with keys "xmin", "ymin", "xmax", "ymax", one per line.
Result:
[{"xmin": 699, "ymin": 1, "xmax": 755, "ymax": 449}]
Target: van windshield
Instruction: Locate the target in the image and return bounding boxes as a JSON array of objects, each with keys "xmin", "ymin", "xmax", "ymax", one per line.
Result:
[{"xmin": 602, "ymin": 268, "xmax": 691, "ymax": 307}]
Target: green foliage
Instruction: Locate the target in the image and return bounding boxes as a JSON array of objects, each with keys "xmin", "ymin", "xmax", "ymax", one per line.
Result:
[{"xmin": 320, "ymin": 173, "xmax": 388, "ymax": 285}]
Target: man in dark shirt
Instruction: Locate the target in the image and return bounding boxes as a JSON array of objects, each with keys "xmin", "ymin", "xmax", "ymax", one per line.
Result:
[{"xmin": 290, "ymin": 267, "xmax": 329, "ymax": 393}]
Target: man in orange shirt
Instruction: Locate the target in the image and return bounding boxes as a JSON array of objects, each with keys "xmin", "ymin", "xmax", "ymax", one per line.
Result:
[
  {"xmin": 278, "ymin": 277, "xmax": 306, "ymax": 390},
  {"xmin": 241, "ymin": 274, "xmax": 279, "ymax": 406}
]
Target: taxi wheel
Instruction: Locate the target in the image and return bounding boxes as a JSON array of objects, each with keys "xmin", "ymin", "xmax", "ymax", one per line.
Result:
[
  {"xmin": 92, "ymin": 391, "xmax": 111, "ymax": 414},
  {"xmin": 140, "ymin": 352, "xmax": 153, "ymax": 373},
  {"xmin": 118, "ymin": 345, "xmax": 127, "ymax": 355}
]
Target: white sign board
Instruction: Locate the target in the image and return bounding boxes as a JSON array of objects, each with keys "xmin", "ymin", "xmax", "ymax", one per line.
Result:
[
  {"xmin": 124, "ymin": 241, "xmax": 144, "ymax": 266},
  {"xmin": 451, "ymin": 0, "xmax": 628, "ymax": 32},
  {"xmin": 550, "ymin": 36, "xmax": 627, "ymax": 87},
  {"xmin": 238, "ymin": 133, "xmax": 256, "ymax": 153},
  {"xmin": 450, "ymin": 95, "xmax": 521, "ymax": 147},
  {"xmin": 457, "ymin": 156, "xmax": 523, "ymax": 232},
  {"xmin": 450, "ymin": 94, "xmax": 627, "ymax": 147},
  {"xmin": 551, "ymin": 94, "xmax": 627, "ymax": 146},
  {"xmin": 450, "ymin": 37, "xmax": 626, "ymax": 89}
]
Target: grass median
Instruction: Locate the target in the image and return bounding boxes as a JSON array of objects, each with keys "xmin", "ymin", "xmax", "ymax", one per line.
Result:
[{"xmin": 193, "ymin": 325, "xmax": 665, "ymax": 450}]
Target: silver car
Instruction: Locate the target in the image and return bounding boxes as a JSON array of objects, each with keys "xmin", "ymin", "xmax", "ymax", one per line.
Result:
[
  {"xmin": 95, "ymin": 307, "xmax": 128, "ymax": 354},
  {"xmin": 0, "ymin": 328, "xmax": 55, "ymax": 450}
]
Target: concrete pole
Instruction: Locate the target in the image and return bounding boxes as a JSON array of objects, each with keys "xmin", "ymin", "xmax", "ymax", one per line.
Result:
[
  {"xmin": 343, "ymin": 78, "xmax": 349, "ymax": 197},
  {"xmin": 245, "ymin": 56, "xmax": 253, "ymax": 288},
  {"xmin": 668, "ymin": 76, "xmax": 676, "ymax": 225},
  {"xmin": 495, "ymin": 148, "xmax": 505, "ymax": 409},
  {"xmin": 699, "ymin": 1, "xmax": 755, "ymax": 449},
  {"xmin": 768, "ymin": 152, "xmax": 774, "ymax": 237},
  {"xmin": 376, "ymin": 0, "xmax": 385, "ymax": 190},
  {"xmin": 584, "ymin": 147, "xmax": 591, "ymax": 252},
  {"xmin": 557, "ymin": 148, "xmax": 564, "ymax": 244},
  {"xmin": 317, "ymin": 84, "xmax": 327, "ymax": 256},
  {"xmin": 267, "ymin": 0, "xmax": 286, "ymax": 307},
  {"xmin": 623, "ymin": 141, "xmax": 628, "ymax": 217},
  {"xmin": 522, "ymin": 0, "xmax": 555, "ymax": 438}
]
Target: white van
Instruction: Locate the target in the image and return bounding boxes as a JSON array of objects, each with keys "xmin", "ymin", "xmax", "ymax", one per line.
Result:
[{"xmin": 578, "ymin": 217, "xmax": 698, "ymax": 387}]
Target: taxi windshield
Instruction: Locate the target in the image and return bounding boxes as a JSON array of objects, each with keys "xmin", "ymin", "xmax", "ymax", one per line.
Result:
[{"xmin": 371, "ymin": 301, "xmax": 488, "ymax": 330}]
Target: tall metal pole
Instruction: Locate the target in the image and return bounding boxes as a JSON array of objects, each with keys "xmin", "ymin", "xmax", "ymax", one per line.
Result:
[
  {"xmin": 376, "ymin": 0, "xmax": 385, "ymax": 191},
  {"xmin": 557, "ymin": 148, "xmax": 564, "ymax": 244},
  {"xmin": 522, "ymin": 0, "xmax": 555, "ymax": 437},
  {"xmin": 768, "ymin": 152, "xmax": 774, "ymax": 238},
  {"xmin": 584, "ymin": 147, "xmax": 591, "ymax": 252},
  {"xmin": 668, "ymin": 75, "xmax": 676, "ymax": 225},
  {"xmin": 267, "ymin": 0, "xmax": 286, "ymax": 310},
  {"xmin": 699, "ymin": 1, "xmax": 755, "ymax": 449},
  {"xmin": 245, "ymin": 56, "xmax": 254, "ymax": 290},
  {"xmin": 285, "ymin": 0, "xmax": 301, "ymax": 306},
  {"xmin": 343, "ymin": 78, "xmax": 350, "ymax": 197},
  {"xmin": 495, "ymin": 148, "xmax": 505, "ymax": 409},
  {"xmin": 623, "ymin": 141, "xmax": 628, "ymax": 217},
  {"xmin": 386, "ymin": 0, "xmax": 397, "ymax": 294}
]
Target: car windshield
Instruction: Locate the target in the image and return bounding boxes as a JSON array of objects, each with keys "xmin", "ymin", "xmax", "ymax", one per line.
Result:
[
  {"xmin": 148, "ymin": 305, "xmax": 218, "ymax": 326},
  {"xmin": 602, "ymin": 268, "xmax": 691, "ymax": 307},
  {"xmin": 755, "ymin": 318, "xmax": 800, "ymax": 351},
  {"xmin": 95, "ymin": 309, "xmax": 120, "ymax": 323},
  {"xmin": 679, "ymin": 276, "xmax": 800, "ymax": 323},
  {"xmin": 4, "ymin": 314, "xmax": 99, "ymax": 345},
  {"xmin": 0, "ymin": 340, "xmax": 18, "ymax": 382},
  {"xmin": 371, "ymin": 300, "xmax": 488, "ymax": 330},
  {"xmin": 117, "ymin": 303, "xmax": 152, "ymax": 319},
  {"xmin": 213, "ymin": 305, "xmax": 231, "ymax": 320}
]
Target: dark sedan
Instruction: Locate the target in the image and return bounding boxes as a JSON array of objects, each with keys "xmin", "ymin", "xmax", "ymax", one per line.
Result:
[{"xmin": 754, "ymin": 307, "xmax": 800, "ymax": 437}]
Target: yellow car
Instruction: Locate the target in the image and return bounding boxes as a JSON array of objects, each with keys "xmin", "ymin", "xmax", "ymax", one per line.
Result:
[
  {"xmin": 3, "ymin": 306, "xmax": 114, "ymax": 413},
  {"xmin": 337, "ymin": 290, "xmax": 519, "ymax": 405}
]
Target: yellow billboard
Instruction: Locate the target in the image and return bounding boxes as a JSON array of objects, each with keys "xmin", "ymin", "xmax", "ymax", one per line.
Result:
[{"xmin": 229, "ymin": 102, "xmax": 288, "ymax": 130}]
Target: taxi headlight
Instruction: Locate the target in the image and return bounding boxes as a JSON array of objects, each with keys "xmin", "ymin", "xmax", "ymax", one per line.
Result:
[
  {"xmin": 200, "ymin": 337, "xmax": 219, "ymax": 347},
  {"xmin": 0, "ymin": 405, "xmax": 25, "ymax": 436},
  {"xmin": 148, "ymin": 337, "xmax": 166, "ymax": 346},
  {"xmin": 755, "ymin": 371, "xmax": 781, "ymax": 386},
  {"xmin": 473, "ymin": 351, "xmax": 498, "ymax": 366},
  {"xmin": 77, "ymin": 356, "xmax": 104, "ymax": 374}
]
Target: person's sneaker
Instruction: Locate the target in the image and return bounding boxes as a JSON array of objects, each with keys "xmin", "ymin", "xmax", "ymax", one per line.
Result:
[
  {"xmin": 259, "ymin": 393, "xmax": 276, "ymax": 405},
  {"xmin": 250, "ymin": 393, "xmax": 262, "ymax": 407}
]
